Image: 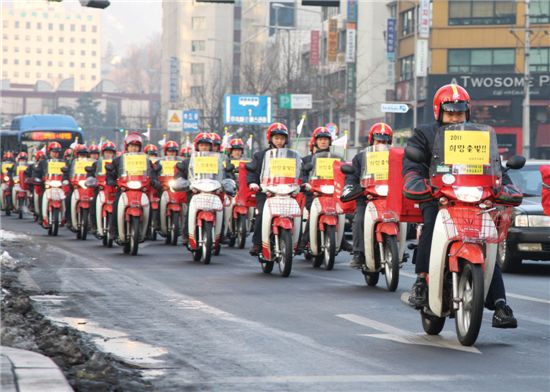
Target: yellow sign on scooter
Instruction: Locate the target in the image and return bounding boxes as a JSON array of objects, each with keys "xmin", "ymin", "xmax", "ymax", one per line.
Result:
[
  {"xmin": 73, "ymin": 160, "xmax": 89, "ymax": 175},
  {"xmin": 366, "ymin": 151, "xmax": 389, "ymax": 181},
  {"xmin": 101, "ymin": 159, "xmax": 112, "ymax": 174},
  {"xmin": 161, "ymin": 160, "xmax": 178, "ymax": 176},
  {"xmin": 16, "ymin": 165, "xmax": 28, "ymax": 174},
  {"xmin": 269, "ymin": 158, "xmax": 296, "ymax": 178},
  {"xmin": 124, "ymin": 154, "xmax": 147, "ymax": 175},
  {"xmin": 315, "ymin": 158, "xmax": 339, "ymax": 179},
  {"xmin": 445, "ymin": 131, "xmax": 490, "ymax": 166},
  {"xmin": 47, "ymin": 161, "xmax": 65, "ymax": 175},
  {"xmin": 194, "ymin": 156, "xmax": 219, "ymax": 174}
]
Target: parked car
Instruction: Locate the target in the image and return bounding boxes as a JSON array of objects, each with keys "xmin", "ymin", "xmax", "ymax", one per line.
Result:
[{"xmin": 498, "ymin": 160, "xmax": 550, "ymax": 272}]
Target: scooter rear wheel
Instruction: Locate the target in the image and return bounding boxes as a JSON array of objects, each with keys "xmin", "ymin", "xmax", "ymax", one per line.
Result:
[
  {"xmin": 201, "ymin": 221, "xmax": 213, "ymax": 264},
  {"xmin": 364, "ymin": 272, "xmax": 379, "ymax": 287},
  {"xmin": 80, "ymin": 209, "xmax": 89, "ymax": 241}
]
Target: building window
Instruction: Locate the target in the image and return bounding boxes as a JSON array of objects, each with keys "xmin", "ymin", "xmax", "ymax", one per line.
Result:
[
  {"xmin": 26, "ymin": 22, "xmax": 31, "ymax": 29},
  {"xmin": 92, "ymin": 26, "xmax": 97, "ymax": 33},
  {"xmin": 59, "ymin": 37, "xmax": 64, "ymax": 43},
  {"xmin": 2, "ymin": 46, "xmax": 7, "ymax": 52},
  {"xmin": 25, "ymin": 60, "xmax": 30, "ymax": 65},
  {"xmin": 58, "ymin": 61, "xmax": 63, "ymax": 67},
  {"xmin": 14, "ymin": 35, "xmax": 19, "ymax": 40},
  {"xmin": 15, "ymin": 21, "xmax": 19, "ymax": 28},
  {"xmin": 192, "ymin": 40, "xmax": 205, "ymax": 52},
  {"xmin": 59, "ymin": 49, "xmax": 64, "ymax": 55},
  {"xmin": 448, "ymin": 0, "xmax": 516, "ymax": 25},
  {"xmin": 92, "ymin": 75, "xmax": 97, "ymax": 81},
  {"xmin": 92, "ymin": 63, "xmax": 97, "ymax": 68},
  {"xmin": 58, "ymin": 74, "xmax": 63, "ymax": 79},
  {"xmin": 70, "ymin": 62, "xmax": 75, "ymax": 67},
  {"xmin": 48, "ymin": 73, "xmax": 52, "ymax": 78},
  {"xmin": 36, "ymin": 60, "xmax": 41, "ymax": 66},
  {"xmin": 81, "ymin": 50, "xmax": 86, "ymax": 55},
  {"xmin": 81, "ymin": 63, "xmax": 86, "ymax": 68},
  {"xmin": 81, "ymin": 38, "xmax": 86, "ymax": 44},
  {"xmin": 531, "ymin": 0, "xmax": 550, "ymax": 24},
  {"xmin": 25, "ymin": 35, "xmax": 30, "ymax": 41},
  {"xmin": 192, "ymin": 17, "xmax": 206, "ymax": 30},
  {"xmin": 14, "ymin": 72, "xmax": 19, "ymax": 77},
  {"xmin": 3, "ymin": 21, "xmax": 7, "ymax": 28},
  {"xmin": 71, "ymin": 24, "xmax": 75, "ymax": 31},
  {"xmin": 25, "ymin": 47, "xmax": 30, "ymax": 53},
  {"xmin": 25, "ymin": 72, "xmax": 30, "ymax": 78},
  {"xmin": 2, "ymin": 59, "xmax": 6, "ymax": 65},
  {"xmin": 70, "ymin": 38, "xmax": 75, "ymax": 43},
  {"xmin": 400, "ymin": 8, "xmax": 415, "ymax": 36},
  {"xmin": 36, "ymin": 35, "xmax": 42, "ymax": 42},
  {"xmin": 92, "ymin": 51, "xmax": 96, "ymax": 56},
  {"xmin": 191, "ymin": 63, "xmax": 205, "ymax": 75},
  {"xmin": 92, "ymin": 39, "xmax": 97, "ymax": 44},
  {"xmin": 48, "ymin": 23, "xmax": 53, "ymax": 30},
  {"xmin": 48, "ymin": 61, "xmax": 53, "ymax": 66},
  {"xmin": 37, "ymin": 48, "xmax": 42, "ymax": 54},
  {"xmin": 14, "ymin": 47, "xmax": 19, "ymax": 53},
  {"xmin": 191, "ymin": 86, "xmax": 204, "ymax": 96},
  {"xmin": 14, "ymin": 59, "xmax": 19, "ymax": 65},
  {"xmin": 531, "ymin": 48, "xmax": 550, "ymax": 72},
  {"xmin": 37, "ymin": 22, "xmax": 41, "ymax": 29},
  {"xmin": 448, "ymin": 48, "xmax": 515, "ymax": 73},
  {"xmin": 80, "ymin": 75, "xmax": 85, "ymax": 80},
  {"xmin": 48, "ymin": 36, "xmax": 53, "ymax": 42},
  {"xmin": 81, "ymin": 25, "xmax": 86, "ymax": 32},
  {"xmin": 400, "ymin": 55, "xmax": 414, "ymax": 80},
  {"xmin": 36, "ymin": 73, "xmax": 41, "ymax": 78}
]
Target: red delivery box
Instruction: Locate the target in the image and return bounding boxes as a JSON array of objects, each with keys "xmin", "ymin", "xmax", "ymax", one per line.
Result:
[
  {"xmin": 387, "ymin": 148, "xmax": 423, "ymax": 223},
  {"xmin": 541, "ymin": 165, "xmax": 550, "ymax": 216},
  {"xmin": 333, "ymin": 160, "xmax": 356, "ymax": 214}
]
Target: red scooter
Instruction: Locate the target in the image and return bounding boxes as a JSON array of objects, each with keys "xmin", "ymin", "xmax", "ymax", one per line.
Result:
[
  {"xmin": 40, "ymin": 160, "xmax": 67, "ymax": 236},
  {"xmin": 159, "ymin": 158, "xmax": 187, "ymax": 245},
  {"xmin": 13, "ymin": 164, "xmax": 30, "ymax": 219},
  {"xmin": 70, "ymin": 158, "xmax": 96, "ymax": 240},
  {"xmin": 94, "ymin": 158, "xmax": 115, "ymax": 247},
  {"xmin": 1, "ymin": 162, "xmax": 14, "ymax": 216},
  {"xmin": 225, "ymin": 160, "xmax": 255, "ymax": 249},
  {"xmin": 116, "ymin": 153, "xmax": 151, "ymax": 255},
  {"xmin": 405, "ymin": 123, "xmax": 524, "ymax": 346}
]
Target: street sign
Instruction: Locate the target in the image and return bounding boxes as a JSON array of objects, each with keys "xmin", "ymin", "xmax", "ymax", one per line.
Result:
[
  {"xmin": 280, "ymin": 94, "xmax": 313, "ymax": 110},
  {"xmin": 183, "ymin": 110, "xmax": 199, "ymax": 132},
  {"xmin": 224, "ymin": 95, "xmax": 272, "ymax": 125},
  {"xmin": 381, "ymin": 103, "xmax": 409, "ymax": 113},
  {"xmin": 167, "ymin": 109, "xmax": 183, "ymax": 132}
]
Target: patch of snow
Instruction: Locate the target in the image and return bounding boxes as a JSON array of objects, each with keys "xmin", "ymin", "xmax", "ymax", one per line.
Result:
[
  {"xmin": 1, "ymin": 250, "xmax": 19, "ymax": 268},
  {"xmin": 0, "ymin": 229, "xmax": 30, "ymax": 242}
]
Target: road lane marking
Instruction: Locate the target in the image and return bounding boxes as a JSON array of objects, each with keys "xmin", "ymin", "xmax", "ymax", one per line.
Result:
[
  {"xmin": 507, "ymin": 293, "xmax": 550, "ymax": 305},
  {"xmin": 337, "ymin": 313, "xmax": 481, "ymax": 354}
]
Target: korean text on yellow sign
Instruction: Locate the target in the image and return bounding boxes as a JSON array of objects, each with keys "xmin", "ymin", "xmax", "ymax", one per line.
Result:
[
  {"xmin": 366, "ymin": 151, "xmax": 389, "ymax": 181},
  {"xmin": 47, "ymin": 161, "xmax": 65, "ymax": 175},
  {"xmin": 161, "ymin": 160, "xmax": 178, "ymax": 176},
  {"xmin": 1, "ymin": 163, "xmax": 14, "ymax": 174},
  {"xmin": 444, "ymin": 131, "xmax": 490, "ymax": 166},
  {"xmin": 100, "ymin": 159, "xmax": 112, "ymax": 173},
  {"xmin": 269, "ymin": 158, "xmax": 297, "ymax": 178},
  {"xmin": 315, "ymin": 158, "xmax": 339, "ymax": 179},
  {"xmin": 73, "ymin": 160, "xmax": 89, "ymax": 175},
  {"xmin": 194, "ymin": 156, "xmax": 219, "ymax": 175},
  {"xmin": 124, "ymin": 154, "xmax": 147, "ymax": 175}
]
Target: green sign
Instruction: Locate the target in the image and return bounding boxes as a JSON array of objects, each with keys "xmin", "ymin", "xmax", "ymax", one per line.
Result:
[{"xmin": 279, "ymin": 94, "xmax": 291, "ymax": 109}]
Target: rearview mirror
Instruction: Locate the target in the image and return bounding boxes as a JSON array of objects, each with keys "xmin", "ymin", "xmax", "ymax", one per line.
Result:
[
  {"xmin": 506, "ymin": 155, "xmax": 526, "ymax": 170},
  {"xmin": 405, "ymin": 146, "xmax": 426, "ymax": 164},
  {"xmin": 340, "ymin": 164, "xmax": 355, "ymax": 175}
]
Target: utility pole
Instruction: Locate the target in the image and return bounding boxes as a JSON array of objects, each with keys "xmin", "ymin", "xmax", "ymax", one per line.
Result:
[{"xmin": 522, "ymin": 0, "xmax": 531, "ymax": 159}]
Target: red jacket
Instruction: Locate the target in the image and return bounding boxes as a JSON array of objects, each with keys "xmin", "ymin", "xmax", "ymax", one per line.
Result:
[{"xmin": 541, "ymin": 165, "xmax": 550, "ymax": 216}]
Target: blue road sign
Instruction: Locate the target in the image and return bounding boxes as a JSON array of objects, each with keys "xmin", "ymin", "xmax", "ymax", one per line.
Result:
[
  {"xmin": 183, "ymin": 110, "xmax": 199, "ymax": 132},
  {"xmin": 224, "ymin": 95, "xmax": 272, "ymax": 125}
]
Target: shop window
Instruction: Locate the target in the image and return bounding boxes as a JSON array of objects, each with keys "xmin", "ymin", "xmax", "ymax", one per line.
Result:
[
  {"xmin": 449, "ymin": 0, "xmax": 515, "ymax": 25},
  {"xmin": 531, "ymin": 0, "xmax": 550, "ymax": 24},
  {"xmin": 191, "ymin": 63, "xmax": 204, "ymax": 75},
  {"xmin": 399, "ymin": 55, "xmax": 414, "ymax": 81},
  {"xmin": 192, "ymin": 40, "xmax": 205, "ymax": 52},
  {"xmin": 448, "ymin": 48, "xmax": 515, "ymax": 73},
  {"xmin": 400, "ymin": 8, "xmax": 415, "ymax": 36},
  {"xmin": 531, "ymin": 48, "xmax": 550, "ymax": 72},
  {"xmin": 471, "ymin": 105, "xmax": 513, "ymax": 126}
]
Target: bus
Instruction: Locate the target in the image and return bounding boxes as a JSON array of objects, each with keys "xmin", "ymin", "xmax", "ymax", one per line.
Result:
[{"xmin": 1, "ymin": 114, "xmax": 84, "ymax": 156}]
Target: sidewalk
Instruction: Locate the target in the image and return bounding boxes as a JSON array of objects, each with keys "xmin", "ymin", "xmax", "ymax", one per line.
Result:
[{"xmin": 1, "ymin": 346, "xmax": 72, "ymax": 392}]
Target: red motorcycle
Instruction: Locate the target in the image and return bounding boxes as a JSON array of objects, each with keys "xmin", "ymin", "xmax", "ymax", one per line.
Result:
[
  {"xmin": 94, "ymin": 158, "xmax": 115, "ymax": 247},
  {"xmin": 304, "ymin": 152, "xmax": 345, "ymax": 271},
  {"xmin": 116, "ymin": 153, "xmax": 151, "ymax": 255},
  {"xmin": 1, "ymin": 162, "xmax": 14, "ymax": 216},
  {"xmin": 159, "ymin": 158, "xmax": 187, "ymax": 245},
  {"xmin": 70, "ymin": 158, "xmax": 96, "ymax": 240},
  {"xmin": 405, "ymin": 123, "xmax": 524, "ymax": 346},
  {"xmin": 13, "ymin": 163, "xmax": 30, "ymax": 219},
  {"xmin": 224, "ymin": 160, "xmax": 255, "ymax": 249},
  {"xmin": 257, "ymin": 148, "xmax": 302, "ymax": 277},
  {"xmin": 39, "ymin": 159, "xmax": 67, "ymax": 236}
]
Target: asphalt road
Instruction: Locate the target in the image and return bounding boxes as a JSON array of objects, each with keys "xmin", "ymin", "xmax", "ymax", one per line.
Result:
[{"xmin": 2, "ymin": 217, "xmax": 550, "ymax": 391}]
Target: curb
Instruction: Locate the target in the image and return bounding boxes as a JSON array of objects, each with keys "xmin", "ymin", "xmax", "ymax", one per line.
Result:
[{"xmin": 0, "ymin": 346, "xmax": 72, "ymax": 392}]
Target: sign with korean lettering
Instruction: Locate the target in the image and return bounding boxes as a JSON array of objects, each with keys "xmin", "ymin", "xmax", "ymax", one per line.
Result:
[
  {"xmin": 1, "ymin": 163, "xmax": 13, "ymax": 174},
  {"xmin": 367, "ymin": 151, "xmax": 389, "ymax": 181},
  {"xmin": 73, "ymin": 160, "xmax": 89, "ymax": 175},
  {"xmin": 161, "ymin": 160, "xmax": 178, "ymax": 176},
  {"xmin": 124, "ymin": 154, "xmax": 147, "ymax": 176},
  {"xmin": 386, "ymin": 18, "xmax": 396, "ymax": 61},
  {"xmin": 47, "ymin": 161, "xmax": 65, "ymax": 175},
  {"xmin": 328, "ymin": 19, "xmax": 338, "ymax": 63},
  {"xmin": 194, "ymin": 156, "xmax": 219, "ymax": 174},
  {"xmin": 315, "ymin": 158, "xmax": 339, "ymax": 179},
  {"xmin": 183, "ymin": 110, "xmax": 199, "ymax": 132},
  {"xmin": 224, "ymin": 95, "xmax": 272, "ymax": 125},
  {"xmin": 310, "ymin": 30, "xmax": 320, "ymax": 66},
  {"xmin": 345, "ymin": 24, "xmax": 356, "ymax": 63},
  {"xmin": 269, "ymin": 158, "xmax": 296, "ymax": 178},
  {"xmin": 419, "ymin": 0, "xmax": 431, "ymax": 39},
  {"xmin": 347, "ymin": 0, "xmax": 358, "ymax": 22},
  {"xmin": 444, "ymin": 131, "xmax": 490, "ymax": 166}
]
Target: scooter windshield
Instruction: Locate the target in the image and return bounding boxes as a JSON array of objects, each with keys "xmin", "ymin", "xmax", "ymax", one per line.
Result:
[
  {"xmin": 70, "ymin": 158, "xmax": 94, "ymax": 178},
  {"xmin": 95, "ymin": 158, "xmax": 112, "ymax": 176},
  {"xmin": 188, "ymin": 151, "xmax": 224, "ymax": 183},
  {"xmin": 430, "ymin": 123, "xmax": 502, "ymax": 189},
  {"xmin": 120, "ymin": 153, "xmax": 148, "ymax": 177},
  {"xmin": 46, "ymin": 159, "xmax": 66, "ymax": 177},
  {"xmin": 309, "ymin": 152, "xmax": 342, "ymax": 181},
  {"xmin": 260, "ymin": 148, "xmax": 302, "ymax": 194},
  {"xmin": 1, "ymin": 162, "xmax": 14, "ymax": 174},
  {"xmin": 360, "ymin": 144, "xmax": 390, "ymax": 189},
  {"xmin": 159, "ymin": 156, "xmax": 181, "ymax": 177}
]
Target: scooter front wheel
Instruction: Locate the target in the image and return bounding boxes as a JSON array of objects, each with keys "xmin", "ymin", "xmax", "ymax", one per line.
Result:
[
  {"xmin": 383, "ymin": 235, "xmax": 400, "ymax": 291},
  {"xmin": 170, "ymin": 212, "xmax": 180, "ymax": 246},
  {"xmin": 18, "ymin": 198, "xmax": 24, "ymax": 219},
  {"xmin": 278, "ymin": 229, "xmax": 293, "ymax": 278},
  {"xmin": 201, "ymin": 221, "xmax": 213, "ymax": 264},
  {"xmin": 421, "ymin": 310, "xmax": 445, "ymax": 335},
  {"xmin": 79, "ymin": 208, "xmax": 89, "ymax": 240},
  {"xmin": 364, "ymin": 272, "xmax": 379, "ymax": 287},
  {"xmin": 237, "ymin": 214, "xmax": 247, "ymax": 249},
  {"xmin": 455, "ymin": 262, "xmax": 484, "ymax": 346},
  {"xmin": 129, "ymin": 215, "xmax": 140, "ymax": 256},
  {"xmin": 323, "ymin": 226, "xmax": 336, "ymax": 271}
]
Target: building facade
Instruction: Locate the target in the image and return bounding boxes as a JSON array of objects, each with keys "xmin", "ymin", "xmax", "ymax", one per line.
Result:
[
  {"xmin": 391, "ymin": 0, "xmax": 550, "ymax": 158},
  {"xmin": 1, "ymin": 2, "xmax": 102, "ymax": 92}
]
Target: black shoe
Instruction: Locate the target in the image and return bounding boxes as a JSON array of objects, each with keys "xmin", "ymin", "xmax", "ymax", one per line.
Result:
[
  {"xmin": 492, "ymin": 302, "xmax": 518, "ymax": 329},
  {"xmin": 249, "ymin": 244, "xmax": 260, "ymax": 256},
  {"xmin": 349, "ymin": 253, "xmax": 365, "ymax": 269},
  {"xmin": 408, "ymin": 278, "xmax": 428, "ymax": 309},
  {"xmin": 341, "ymin": 239, "xmax": 353, "ymax": 252}
]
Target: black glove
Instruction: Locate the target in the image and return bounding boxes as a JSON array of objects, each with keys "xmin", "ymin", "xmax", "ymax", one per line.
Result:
[
  {"xmin": 494, "ymin": 183, "xmax": 522, "ymax": 206},
  {"xmin": 403, "ymin": 172, "xmax": 433, "ymax": 201},
  {"xmin": 340, "ymin": 184, "xmax": 363, "ymax": 202}
]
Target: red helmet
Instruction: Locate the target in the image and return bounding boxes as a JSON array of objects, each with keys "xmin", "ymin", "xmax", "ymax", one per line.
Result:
[
  {"xmin": 368, "ymin": 123, "xmax": 393, "ymax": 145},
  {"xmin": 74, "ymin": 144, "xmax": 89, "ymax": 156},
  {"xmin": 193, "ymin": 132, "xmax": 213, "ymax": 150},
  {"xmin": 3, "ymin": 151, "xmax": 14, "ymax": 160},
  {"xmin": 144, "ymin": 144, "xmax": 158, "ymax": 156},
  {"xmin": 35, "ymin": 150, "xmax": 46, "ymax": 161},
  {"xmin": 124, "ymin": 132, "xmax": 143, "ymax": 151},
  {"xmin": 63, "ymin": 148, "xmax": 73, "ymax": 159},
  {"xmin": 101, "ymin": 141, "xmax": 116, "ymax": 153},
  {"xmin": 16, "ymin": 151, "xmax": 28, "ymax": 161},
  {"xmin": 433, "ymin": 84, "xmax": 471, "ymax": 122},
  {"xmin": 47, "ymin": 142, "xmax": 62, "ymax": 154},
  {"xmin": 312, "ymin": 127, "xmax": 332, "ymax": 146},
  {"xmin": 179, "ymin": 146, "xmax": 192, "ymax": 158},
  {"xmin": 210, "ymin": 133, "xmax": 222, "ymax": 146},
  {"xmin": 266, "ymin": 123, "xmax": 289, "ymax": 145},
  {"xmin": 89, "ymin": 145, "xmax": 100, "ymax": 155},
  {"xmin": 229, "ymin": 138, "xmax": 245, "ymax": 150},
  {"xmin": 308, "ymin": 137, "xmax": 315, "ymax": 153},
  {"xmin": 163, "ymin": 140, "xmax": 179, "ymax": 155}
]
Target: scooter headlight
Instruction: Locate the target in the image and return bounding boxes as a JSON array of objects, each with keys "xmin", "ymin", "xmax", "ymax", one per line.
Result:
[
  {"xmin": 47, "ymin": 180, "xmax": 62, "ymax": 188},
  {"xmin": 127, "ymin": 180, "xmax": 142, "ymax": 190},
  {"xmin": 78, "ymin": 180, "xmax": 87, "ymax": 189},
  {"xmin": 453, "ymin": 186, "xmax": 483, "ymax": 202},
  {"xmin": 374, "ymin": 185, "xmax": 388, "ymax": 196},
  {"xmin": 320, "ymin": 185, "xmax": 335, "ymax": 195},
  {"xmin": 3, "ymin": 176, "xmax": 9, "ymax": 182}
]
